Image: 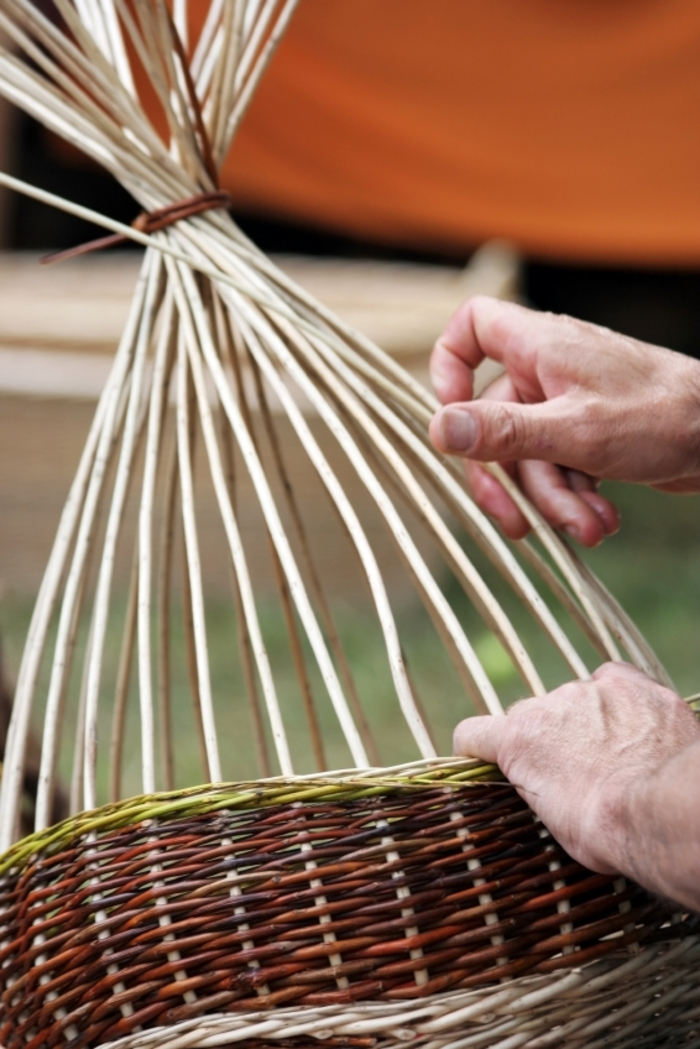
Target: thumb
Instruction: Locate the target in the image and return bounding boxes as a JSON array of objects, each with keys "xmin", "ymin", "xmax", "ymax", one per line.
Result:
[
  {"xmin": 431, "ymin": 400, "xmax": 569, "ymax": 465},
  {"xmin": 453, "ymin": 715, "xmax": 504, "ymax": 764}
]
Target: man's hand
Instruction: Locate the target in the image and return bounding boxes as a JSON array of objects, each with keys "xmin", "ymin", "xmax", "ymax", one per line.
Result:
[
  {"xmin": 429, "ymin": 296, "xmax": 700, "ymax": 545},
  {"xmin": 454, "ymin": 663, "xmax": 700, "ymax": 911}
]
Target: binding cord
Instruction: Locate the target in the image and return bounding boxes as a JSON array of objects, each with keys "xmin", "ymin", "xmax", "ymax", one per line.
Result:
[{"xmin": 41, "ymin": 191, "xmax": 232, "ymax": 266}]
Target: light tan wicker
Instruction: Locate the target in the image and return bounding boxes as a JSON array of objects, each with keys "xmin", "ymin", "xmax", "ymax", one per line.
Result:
[{"xmin": 0, "ymin": 2, "xmax": 697, "ymax": 1047}]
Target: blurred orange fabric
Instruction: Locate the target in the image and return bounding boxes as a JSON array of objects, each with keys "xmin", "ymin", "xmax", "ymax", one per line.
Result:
[{"xmin": 218, "ymin": 0, "xmax": 700, "ymax": 265}]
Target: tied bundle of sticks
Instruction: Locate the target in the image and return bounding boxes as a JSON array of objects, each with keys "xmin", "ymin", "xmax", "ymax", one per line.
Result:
[
  {"xmin": 0, "ymin": 0, "xmax": 670, "ymax": 850},
  {"xmin": 2, "ymin": 5, "xmax": 700, "ymax": 1049}
]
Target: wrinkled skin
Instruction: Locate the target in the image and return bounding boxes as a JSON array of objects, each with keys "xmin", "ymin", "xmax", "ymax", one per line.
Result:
[
  {"xmin": 453, "ymin": 664, "xmax": 700, "ymax": 911},
  {"xmin": 429, "ymin": 296, "xmax": 700, "ymax": 545},
  {"xmin": 429, "ymin": 297, "xmax": 700, "ymax": 911}
]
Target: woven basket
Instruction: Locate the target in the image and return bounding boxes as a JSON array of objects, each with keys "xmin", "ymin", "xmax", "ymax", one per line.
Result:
[
  {"xmin": 2, "ymin": 764, "xmax": 699, "ymax": 1049},
  {"xmin": 1, "ymin": 4, "xmax": 699, "ymax": 1046}
]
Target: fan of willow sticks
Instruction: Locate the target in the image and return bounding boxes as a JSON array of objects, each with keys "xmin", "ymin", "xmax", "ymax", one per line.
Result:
[
  {"xmin": 3, "ymin": 4, "xmax": 700, "ymax": 1049},
  {"xmin": 0, "ymin": 0, "xmax": 670, "ymax": 845}
]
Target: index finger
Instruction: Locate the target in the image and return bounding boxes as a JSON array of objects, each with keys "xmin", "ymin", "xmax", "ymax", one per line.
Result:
[
  {"xmin": 430, "ymin": 298, "xmax": 485, "ymax": 404},
  {"xmin": 430, "ymin": 295, "xmax": 525, "ymax": 405}
]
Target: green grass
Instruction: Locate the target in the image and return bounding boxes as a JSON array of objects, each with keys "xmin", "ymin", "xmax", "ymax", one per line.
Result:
[
  {"xmin": 1, "ymin": 482, "xmax": 698, "ymax": 802},
  {"xmin": 579, "ymin": 482, "xmax": 700, "ymax": 699}
]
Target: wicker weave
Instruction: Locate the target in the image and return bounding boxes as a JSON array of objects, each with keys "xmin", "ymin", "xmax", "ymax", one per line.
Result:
[{"xmin": 1, "ymin": 767, "xmax": 698, "ymax": 1048}]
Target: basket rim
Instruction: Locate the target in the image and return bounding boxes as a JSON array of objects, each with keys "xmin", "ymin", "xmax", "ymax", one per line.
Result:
[{"xmin": 0, "ymin": 757, "xmax": 502, "ymax": 876}]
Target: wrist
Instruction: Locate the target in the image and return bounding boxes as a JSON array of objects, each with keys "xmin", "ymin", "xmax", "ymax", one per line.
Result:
[
  {"xmin": 676, "ymin": 354, "xmax": 700, "ymax": 480},
  {"xmin": 585, "ymin": 747, "xmax": 700, "ymax": 910}
]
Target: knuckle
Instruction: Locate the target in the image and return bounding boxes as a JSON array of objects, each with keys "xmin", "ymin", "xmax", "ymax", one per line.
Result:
[
  {"xmin": 505, "ymin": 698, "xmax": 548, "ymax": 745},
  {"xmin": 489, "ymin": 405, "xmax": 525, "ymax": 456}
]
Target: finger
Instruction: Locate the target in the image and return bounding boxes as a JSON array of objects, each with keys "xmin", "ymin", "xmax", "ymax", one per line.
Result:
[
  {"xmin": 563, "ymin": 472, "xmax": 621, "ymax": 535},
  {"xmin": 431, "ymin": 296, "xmax": 549, "ymax": 405},
  {"xmin": 550, "ymin": 469, "xmax": 621, "ymax": 536},
  {"xmin": 438, "ymin": 416, "xmax": 620, "ymax": 545},
  {"xmin": 431, "ymin": 370, "xmax": 520, "ymax": 463},
  {"xmin": 518, "ymin": 461, "xmax": 610, "ymax": 547},
  {"xmin": 563, "ymin": 468, "xmax": 599, "ymax": 494},
  {"xmin": 465, "ymin": 461, "xmax": 531, "ymax": 539},
  {"xmin": 654, "ymin": 474, "xmax": 700, "ymax": 494},
  {"xmin": 589, "ymin": 662, "xmax": 693, "ymax": 714},
  {"xmin": 430, "ymin": 336, "xmax": 476, "ymax": 405},
  {"xmin": 577, "ymin": 490, "xmax": 621, "ymax": 535},
  {"xmin": 431, "ymin": 397, "xmax": 584, "ymax": 469},
  {"xmin": 459, "ymin": 373, "xmax": 532, "ymax": 537},
  {"xmin": 477, "ymin": 368, "xmax": 521, "ymax": 405},
  {"xmin": 591, "ymin": 661, "xmax": 644, "ymax": 684},
  {"xmin": 453, "ymin": 715, "xmax": 505, "ymax": 763}
]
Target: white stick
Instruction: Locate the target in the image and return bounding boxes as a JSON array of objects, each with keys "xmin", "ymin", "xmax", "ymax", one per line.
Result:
[
  {"xmin": 233, "ymin": 295, "xmax": 501, "ymax": 721},
  {"xmin": 28, "ymin": 261, "xmax": 154, "ymax": 835},
  {"xmin": 166, "ymin": 260, "xmax": 290, "ymax": 775},
  {"xmin": 82, "ymin": 252, "xmax": 163, "ymax": 811},
  {"xmin": 175, "ymin": 261, "xmax": 371, "ymax": 766},
  {"xmin": 136, "ymin": 279, "xmax": 177, "ymax": 795},
  {"xmin": 174, "ymin": 326, "xmax": 222, "ymax": 783}
]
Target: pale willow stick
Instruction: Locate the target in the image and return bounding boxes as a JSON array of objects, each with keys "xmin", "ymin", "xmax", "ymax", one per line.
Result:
[
  {"xmin": 234, "ymin": 0, "xmax": 285, "ymax": 93},
  {"xmin": 232, "ymin": 295, "xmax": 501, "ymax": 718},
  {"xmin": 96, "ymin": 0, "xmax": 136, "ymax": 94},
  {"xmin": 235, "ymin": 303, "xmax": 454, "ymax": 730},
  {"xmin": 136, "ymin": 280, "xmax": 178, "ymax": 795},
  {"xmin": 223, "ymin": 0, "xmax": 302, "ymax": 154},
  {"xmin": 157, "ymin": 437, "xmax": 180, "ymax": 790},
  {"xmin": 231, "ymin": 308, "xmax": 381, "ymax": 764},
  {"xmin": 0, "ymin": 0, "xmax": 673, "ymax": 849},
  {"xmin": 191, "ymin": 0, "xmax": 226, "ymax": 82},
  {"xmin": 109, "ymin": 550, "xmax": 139, "ymax": 803},
  {"xmin": 175, "ymin": 259, "xmax": 376, "ymax": 765},
  {"xmin": 214, "ymin": 307, "xmax": 277, "ymax": 772},
  {"xmin": 220, "ymin": 317, "xmax": 329, "ymax": 770},
  {"xmin": 174, "ymin": 230, "xmax": 579, "ymax": 667},
  {"xmin": 180, "ymin": 218, "xmax": 617, "ymax": 689},
  {"xmin": 10, "ymin": 0, "xmax": 143, "ymax": 143},
  {"xmin": 83, "ymin": 252, "xmax": 164, "ymax": 811},
  {"xmin": 0, "ymin": 165, "xmax": 650, "ymax": 826},
  {"xmin": 28, "ymin": 264, "xmax": 153, "ymax": 837},
  {"xmin": 206, "ymin": 0, "xmax": 242, "ymax": 154},
  {"xmin": 167, "ymin": 258, "xmax": 295, "ymax": 777},
  {"xmin": 174, "ymin": 325, "xmax": 222, "ymax": 783},
  {"xmin": 214, "ymin": 249, "xmax": 590, "ymax": 681}
]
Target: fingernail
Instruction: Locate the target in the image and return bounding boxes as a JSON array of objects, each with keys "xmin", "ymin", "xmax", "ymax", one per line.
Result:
[
  {"xmin": 563, "ymin": 523, "xmax": 581, "ymax": 543},
  {"xmin": 440, "ymin": 408, "xmax": 477, "ymax": 453},
  {"xmin": 606, "ymin": 508, "xmax": 621, "ymax": 536}
]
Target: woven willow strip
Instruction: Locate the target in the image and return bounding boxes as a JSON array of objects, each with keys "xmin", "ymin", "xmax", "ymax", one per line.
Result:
[
  {"xmin": 1, "ymin": 774, "xmax": 697, "ymax": 1048},
  {"xmin": 68, "ymin": 936, "xmax": 700, "ymax": 1049}
]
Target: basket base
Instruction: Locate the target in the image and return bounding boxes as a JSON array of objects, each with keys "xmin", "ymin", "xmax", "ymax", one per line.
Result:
[{"xmin": 53, "ymin": 936, "xmax": 700, "ymax": 1049}]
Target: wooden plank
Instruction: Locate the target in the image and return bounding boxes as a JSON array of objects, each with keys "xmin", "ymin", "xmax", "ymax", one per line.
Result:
[{"xmin": 0, "ymin": 242, "xmax": 519, "ymax": 364}]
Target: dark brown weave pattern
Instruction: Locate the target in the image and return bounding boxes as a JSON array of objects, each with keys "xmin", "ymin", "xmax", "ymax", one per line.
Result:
[{"xmin": 0, "ymin": 782, "xmax": 690, "ymax": 1048}]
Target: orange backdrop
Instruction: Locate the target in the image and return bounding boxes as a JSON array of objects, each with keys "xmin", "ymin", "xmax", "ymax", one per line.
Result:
[{"xmin": 219, "ymin": 0, "xmax": 700, "ymax": 265}]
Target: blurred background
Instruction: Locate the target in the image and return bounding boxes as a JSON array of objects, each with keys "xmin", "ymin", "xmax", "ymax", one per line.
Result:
[
  {"xmin": 3, "ymin": 0, "xmax": 700, "ymax": 349},
  {"xmin": 1, "ymin": 0, "xmax": 700, "ymax": 793}
]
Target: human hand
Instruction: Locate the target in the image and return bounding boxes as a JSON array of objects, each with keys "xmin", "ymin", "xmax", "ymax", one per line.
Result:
[
  {"xmin": 453, "ymin": 663, "xmax": 700, "ymax": 909},
  {"xmin": 429, "ymin": 296, "xmax": 700, "ymax": 545}
]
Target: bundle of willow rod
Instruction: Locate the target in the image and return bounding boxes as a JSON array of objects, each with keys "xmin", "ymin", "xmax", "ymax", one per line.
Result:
[
  {"xmin": 0, "ymin": 4, "xmax": 698, "ymax": 1048},
  {"xmin": 0, "ymin": 0, "xmax": 668, "ymax": 843}
]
